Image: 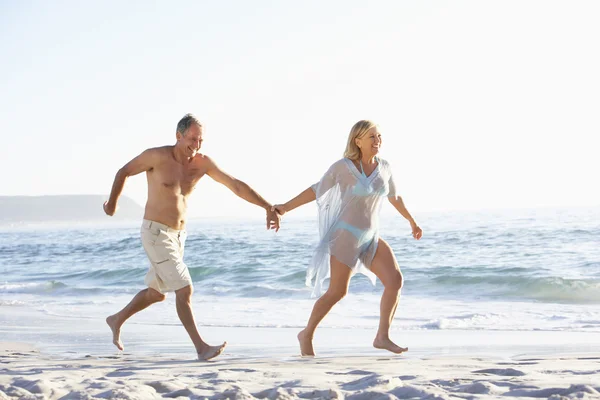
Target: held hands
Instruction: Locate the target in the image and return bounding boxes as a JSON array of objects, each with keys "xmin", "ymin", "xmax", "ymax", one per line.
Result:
[
  {"xmin": 265, "ymin": 204, "xmax": 287, "ymax": 232},
  {"xmin": 103, "ymin": 201, "xmax": 117, "ymax": 216},
  {"xmin": 271, "ymin": 204, "xmax": 287, "ymax": 216},
  {"xmin": 410, "ymin": 222, "xmax": 423, "ymax": 240},
  {"xmin": 266, "ymin": 207, "xmax": 281, "ymax": 232}
]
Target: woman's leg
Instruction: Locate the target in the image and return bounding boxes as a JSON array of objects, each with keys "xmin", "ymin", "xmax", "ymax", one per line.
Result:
[
  {"xmin": 298, "ymin": 256, "xmax": 353, "ymax": 356},
  {"xmin": 369, "ymin": 238, "xmax": 407, "ymax": 354}
]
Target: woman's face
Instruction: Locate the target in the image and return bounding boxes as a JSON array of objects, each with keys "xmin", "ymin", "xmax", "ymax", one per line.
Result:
[{"xmin": 355, "ymin": 127, "xmax": 382, "ymax": 158}]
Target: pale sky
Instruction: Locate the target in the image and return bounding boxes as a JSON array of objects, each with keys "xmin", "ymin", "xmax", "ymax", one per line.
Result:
[{"xmin": 1, "ymin": 1, "xmax": 599, "ymax": 218}]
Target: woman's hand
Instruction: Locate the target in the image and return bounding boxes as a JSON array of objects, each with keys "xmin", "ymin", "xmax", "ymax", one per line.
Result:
[
  {"xmin": 271, "ymin": 204, "xmax": 288, "ymax": 216},
  {"xmin": 266, "ymin": 207, "xmax": 281, "ymax": 232},
  {"xmin": 411, "ymin": 222, "xmax": 422, "ymax": 240}
]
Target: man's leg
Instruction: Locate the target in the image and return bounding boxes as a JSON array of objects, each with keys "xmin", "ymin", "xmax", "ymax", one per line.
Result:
[
  {"xmin": 106, "ymin": 287, "xmax": 166, "ymax": 350},
  {"xmin": 174, "ymin": 285, "xmax": 226, "ymax": 361}
]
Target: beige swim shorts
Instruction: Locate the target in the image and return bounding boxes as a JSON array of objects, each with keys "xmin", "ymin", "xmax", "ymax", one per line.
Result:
[{"xmin": 141, "ymin": 219, "xmax": 193, "ymax": 293}]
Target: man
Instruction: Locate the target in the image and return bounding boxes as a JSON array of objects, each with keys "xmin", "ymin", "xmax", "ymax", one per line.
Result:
[{"xmin": 103, "ymin": 114, "xmax": 280, "ymax": 360}]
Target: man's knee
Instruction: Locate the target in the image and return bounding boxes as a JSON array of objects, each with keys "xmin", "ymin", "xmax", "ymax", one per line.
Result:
[
  {"xmin": 147, "ymin": 288, "xmax": 166, "ymax": 302},
  {"xmin": 175, "ymin": 285, "xmax": 193, "ymax": 302}
]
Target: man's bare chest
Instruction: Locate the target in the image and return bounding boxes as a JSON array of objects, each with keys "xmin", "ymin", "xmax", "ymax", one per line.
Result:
[{"xmin": 149, "ymin": 164, "xmax": 206, "ymax": 195}]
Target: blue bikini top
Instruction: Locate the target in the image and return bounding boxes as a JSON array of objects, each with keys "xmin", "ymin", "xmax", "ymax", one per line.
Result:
[{"xmin": 352, "ymin": 159, "xmax": 387, "ymax": 197}]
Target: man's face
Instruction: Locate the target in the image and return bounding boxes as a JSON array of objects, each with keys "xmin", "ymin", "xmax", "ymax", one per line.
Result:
[{"xmin": 178, "ymin": 124, "xmax": 203, "ymax": 157}]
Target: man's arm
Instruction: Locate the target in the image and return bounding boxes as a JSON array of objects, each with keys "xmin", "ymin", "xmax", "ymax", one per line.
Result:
[
  {"xmin": 104, "ymin": 148, "xmax": 158, "ymax": 216},
  {"xmin": 205, "ymin": 156, "xmax": 280, "ymax": 230}
]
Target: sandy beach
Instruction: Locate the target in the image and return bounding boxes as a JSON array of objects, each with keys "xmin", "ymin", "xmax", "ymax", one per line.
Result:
[
  {"xmin": 2, "ymin": 341, "xmax": 599, "ymax": 399},
  {"xmin": 1, "ymin": 306, "xmax": 600, "ymax": 400}
]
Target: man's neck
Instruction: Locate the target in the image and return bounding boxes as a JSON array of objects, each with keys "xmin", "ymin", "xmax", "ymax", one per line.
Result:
[{"xmin": 172, "ymin": 146, "xmax": 191, "ymax": 165}]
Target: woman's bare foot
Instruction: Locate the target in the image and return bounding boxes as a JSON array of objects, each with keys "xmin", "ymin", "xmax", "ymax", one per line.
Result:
[
  {"xmin": 106, "ymin": 315, "xmax": 124, "ymax": 351},
  {"xmin": 197, "ymin": 342, "xmax": 227, "ymax": 361},
  {"xmin": 373, "ymin": 336, "xmax": 408, "ymax": 354},
  {"xmin": 298, "ymin": 329, "xmax": 315, "ymax": 357}
]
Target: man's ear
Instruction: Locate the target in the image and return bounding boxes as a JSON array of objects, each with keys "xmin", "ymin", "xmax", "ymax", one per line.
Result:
[{"xmin": 176, "ymin": 131, "xmax": 182, "ymax": 141}]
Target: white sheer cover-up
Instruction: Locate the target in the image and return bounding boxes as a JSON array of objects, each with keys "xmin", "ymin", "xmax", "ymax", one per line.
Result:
[{"xmin": 306, "ymin": 157, "xmax": 398, "ymax": 296}]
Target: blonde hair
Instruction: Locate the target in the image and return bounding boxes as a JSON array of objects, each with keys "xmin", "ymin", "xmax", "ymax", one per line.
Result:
[{"xmin": 343, "ymin": 120, "xmax": 377, "ymax": 160}]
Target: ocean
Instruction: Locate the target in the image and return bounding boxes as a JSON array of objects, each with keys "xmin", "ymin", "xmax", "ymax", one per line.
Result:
[{"xmin": 1, "ymin": 207, "xmax": 599, "ymax": 355}]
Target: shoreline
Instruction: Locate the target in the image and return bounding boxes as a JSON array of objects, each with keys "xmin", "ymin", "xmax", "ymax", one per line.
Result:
[{"xmin": 2, "ymin": 305, "xmax": 600, "ymax": 360}]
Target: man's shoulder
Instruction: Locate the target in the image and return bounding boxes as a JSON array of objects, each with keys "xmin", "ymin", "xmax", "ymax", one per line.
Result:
[
  {"xmin": 145, "ymin": 145, "xmax": 173, "ymax": 154},
  {"xmin": 192, "ymin": 153, "xmax": 212, "ymax": 164},
  {"xmin": 139, "ymin": 146, "xmax": 173, "ymax": 161}
]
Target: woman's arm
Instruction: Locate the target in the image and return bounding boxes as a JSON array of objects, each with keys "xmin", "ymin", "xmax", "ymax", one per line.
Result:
[
  {"xmin": 273, "ymin": 187, "xmax": 316, "ymax": 215},
  {"xmin": 274, "ymin": 161, "xmax": 341, "ymax": 215},
  {"xmin": 389, "ymin": 195, "xmax": 422, "ymax": 240}
]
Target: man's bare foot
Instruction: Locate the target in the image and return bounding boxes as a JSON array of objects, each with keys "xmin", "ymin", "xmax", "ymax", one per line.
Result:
[
  {"xmin": 373, "ymin": 337, "xmax": 408, "ymax": 354},
  {"xmin": 298, "ymin": 329, "xmax": 315, "ymax": 357},
  {"xmin": 197, "ymin": 342, "xmax": 227, "ymax": 361},
  {"xmin": 106, "ymin": 315, "xmax": 124, "ymax": 351}
]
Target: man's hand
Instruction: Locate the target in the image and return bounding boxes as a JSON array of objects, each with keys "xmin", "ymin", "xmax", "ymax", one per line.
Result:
[
  {"xmin": 103, "ymin": 201, "xmax": 117, "ymax": 216},
  {"xmin": 266, "ymin": 207, "xmax": 281, "ymax": 232},
  {"xmin": 271, "ymin": 204, "xmax": 287, "ymax": 216},
  {"xmin": 411, "ymin": 223, "xmax": 422, "ymax": 240}
]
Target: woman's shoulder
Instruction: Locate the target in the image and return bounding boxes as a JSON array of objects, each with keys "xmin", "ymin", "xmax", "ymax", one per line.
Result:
[
  {"xmin": 329, "ymin": 158, "xmax": 351, "ymax": 170},
  {"xmin": 377, "ymin": 157, "xmax": 395, "ymax": 175},
  {"xmin": 377, "ymin": 157, "xmax": 392, "ymax": 168}
]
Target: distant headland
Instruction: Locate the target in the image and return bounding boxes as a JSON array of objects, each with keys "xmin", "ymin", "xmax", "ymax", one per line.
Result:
[{"xmin": 0, "ymin": 195, "xmax": 143, "ymax": 223}]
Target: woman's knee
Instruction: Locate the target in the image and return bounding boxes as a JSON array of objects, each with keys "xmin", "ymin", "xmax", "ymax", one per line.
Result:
[
  {"xmin": 384, "ymin": 271, "xmax": 404, "ymax": 292},
  {"xmin": 324, "ymin": 286, "xmax": 348, "ymax": 302}
]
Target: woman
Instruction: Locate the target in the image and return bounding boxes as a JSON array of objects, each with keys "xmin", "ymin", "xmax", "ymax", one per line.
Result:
[{"xmin": 273, "ymin": 120, "xmax": 422, "ymax": 356}]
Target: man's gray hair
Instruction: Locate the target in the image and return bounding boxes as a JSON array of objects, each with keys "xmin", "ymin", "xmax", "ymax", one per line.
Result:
[{"xmin": 176, "ymin": 113, "xmax": 202, "ymax": 136}]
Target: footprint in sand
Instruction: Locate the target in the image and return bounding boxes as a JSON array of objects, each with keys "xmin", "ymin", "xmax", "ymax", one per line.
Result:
[
  {"xmin": 106, "ymin": 370, "xmax": 136, "ymax": 377},
  {"xmin": 221, "ymin": 368, "xmax": 257, "ymax": 373},
  {"xmin": 397, "ymin": 375, "xmax": 417, "ymax": 381},
  {"xmin": 341, "ymin": 374, "xmax": 402, "ymax": 391},
  {"xmin": 327, "ymin": 369, "xmax": 371, "ymax": 376},
  {"xmin": 198, "ymin": 372, "xmax": 219, "ymax": 379},
  {"xmin": 145, "ymin": 381, "xmax": 179, "ymax": 394},
  {"xmin": 497, "ymin": 361, "xmax": 538, "ymax": 366},
  {"xmin": 473, "ymin": 368, "xmax": 526, "ymax": 376},
  {"xmin": 506, "ymin": 384, "xmax": 599, "ymax": 398},
  {"xmin": 278, "ymin": 379, "xmax": 303, "ymax": 388},
  {"xmin": 457, "ymin": 381, "xmax": 503, "ymax": 395},
  {"xmin": 165, "ymin": 388, "xmax": 196, "ymax": 398}
]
